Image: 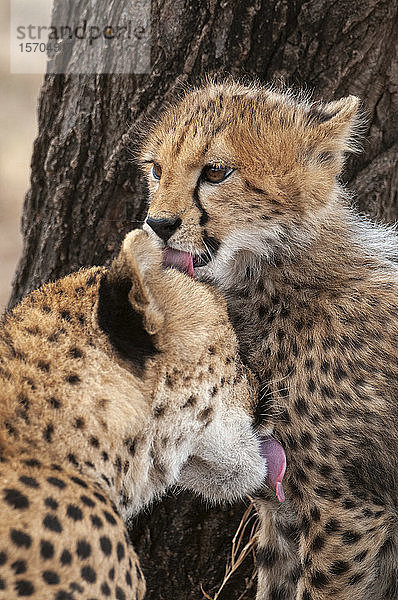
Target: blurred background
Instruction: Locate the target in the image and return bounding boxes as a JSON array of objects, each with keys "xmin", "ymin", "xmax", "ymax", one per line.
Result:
[{"xmin": 0, "ymin": 1, "xmax": 42, "ymax": 312}]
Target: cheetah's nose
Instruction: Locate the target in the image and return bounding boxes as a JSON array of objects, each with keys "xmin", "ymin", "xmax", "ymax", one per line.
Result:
[{"xmin": 146, "ymin": 216, "xmax": 182, "ymax": 242}]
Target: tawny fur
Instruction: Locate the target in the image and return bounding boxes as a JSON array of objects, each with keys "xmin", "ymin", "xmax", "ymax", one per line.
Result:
[
  {"xmin": 0, "ymin": 230, "xmax": 266, "ymax": 599},
  {"xmin": 141, "ymin": 80, "xmax": 398, "ymax": 600}
]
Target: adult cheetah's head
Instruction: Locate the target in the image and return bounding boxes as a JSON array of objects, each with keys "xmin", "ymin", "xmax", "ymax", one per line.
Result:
[{"xmin": 97, "ymin": 230, "xmax": 285, "ymax": 504}]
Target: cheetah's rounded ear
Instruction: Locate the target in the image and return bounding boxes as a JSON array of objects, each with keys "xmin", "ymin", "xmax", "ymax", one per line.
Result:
[
  {"xmin": 117, "ymin": 230, "xmax": 165, "ymax": 335},
  {"xmin": 311, "ymin": 95, "xmax": 363, "ymax": 156}
]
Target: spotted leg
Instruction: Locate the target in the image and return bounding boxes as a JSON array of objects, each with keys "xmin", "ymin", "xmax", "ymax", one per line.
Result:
[
  {"xmin": 255, "ymin": 497, "xmax": 301, "ymax": 600},
  {"xmin": 295, "ymin": 502, "xmax": 398, "ymax": 600}
]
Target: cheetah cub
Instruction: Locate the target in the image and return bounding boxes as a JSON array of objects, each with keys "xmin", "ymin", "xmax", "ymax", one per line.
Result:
[
  {"xmin": 0, "ymin": 230, "xmax": 267, "ymax": 600},
  {"xmin": 142, "ymin": 80, "xmax": 398, "ymax": 600}
]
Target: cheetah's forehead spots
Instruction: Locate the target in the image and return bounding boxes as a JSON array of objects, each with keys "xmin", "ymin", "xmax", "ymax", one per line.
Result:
[{"xmin": 143, "ymin": 81, "xmax": 360, "ymax": 194}]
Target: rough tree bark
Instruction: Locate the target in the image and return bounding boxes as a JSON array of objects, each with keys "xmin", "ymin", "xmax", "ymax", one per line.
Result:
[{"xmin": 10, "ymin": 1, "xmax": 398, "ymax": 598}]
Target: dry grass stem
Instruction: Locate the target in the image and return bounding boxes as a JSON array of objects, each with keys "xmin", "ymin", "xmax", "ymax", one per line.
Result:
[{"xmin": 201, "ymin": 497, "xmax": 258, "ymax": 600}]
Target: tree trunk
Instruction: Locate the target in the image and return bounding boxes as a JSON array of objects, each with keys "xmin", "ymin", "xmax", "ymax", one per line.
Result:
[{"xmin": 10, "ymin": 1, "xmax": 398, "ymax": 598}]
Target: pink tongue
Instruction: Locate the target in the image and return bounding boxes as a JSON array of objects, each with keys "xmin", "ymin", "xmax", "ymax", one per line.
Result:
[
  {"xmin": 260, "ymin": 437, "xmax": 286, "ymax": 502},
  {"xmin": 162, "ymin": 248, "xmax": 194, "ymax": 278}
]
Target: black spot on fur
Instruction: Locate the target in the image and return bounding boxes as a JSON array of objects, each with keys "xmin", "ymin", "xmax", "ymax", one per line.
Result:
[
  {"xmin": 86, "ymin": 272, "xmax": 99, "ymax": 287},
  {"xmin": 94, "ymin": 491, "xmax": 107, "ymax": 504},
  {"xmin": 300, "ymin": 432, "xmax": 313, "ymax": 448},
  {"xmin": 103, "ymin": 511, "xmax": 117, "ymax": 526},
  {"xmin": 307, "ymin": 378, "xmax": 316, "ymax": 393},
  {"xmin": 67, "ymin": 454, "xmax": 79, "ymax": 467},
  {"xmin": 48, "ymin": 397, "xmax": 60, "ymax": 409},
  {"xmin": 19, "ymin": 476, "xmax": 39, "ymax": 488},
  {"xmin": 43, "ymin": 424, "xmax": 54, "ymax": 442},
  {"xmin": 342, "ymin": 530, "xmax": 361, "ymax": 545},
  {"xmin": 12, "ymin": 559, "xmax": 27, "ymax": 574},
  {"xmin": 15, "ymin": 580, "xmax": 34, "ymax": 595},
  {"xmin": 348, "ymin": 572, "xmax": 364, "ymax": 585},
  {"xmin": 69, "ymin": 583, "xmax": 84, "ymax": 593},
  {"xmin": 4, "ymin": 488, "xmax": 29, "ymax": 510},
  {"xmin": 117, "ymin": 542, "xmax": 125, "ymax": 562},
  {"xmin": 114, "ymin": 457, "xmax": 122, "ymax": 473},
  {"xmin": 81, "ymin": 566, "xmax": 96, "ymax": 583},
  {"xmin": 100, "ymin": 536, "xmax": 112, "ymax": 556},
  {"xmin": 294, "ymin": 397, "xmax": 308, "ymax": 415},
  {"xmin": 60, "ymin": 550, "xmax": 72, "ymax": 565},
  {"xmin": 69, "ymin": 347, "xmax": 84, "ymax": 359},
  {"xmin": 354, "ymin": 550, "xmax": 368, "ymax": 563},
  {"xmin": 4, "ymin": 421, "xmax": 18, "ymax": 437},
  {"xmin": 40, "ymin": 540, "xmax": 54, "ymax": 560},
  {"xmin": 67, "ymin": 504, "xmax": 83, "ymax": 521},
  {"xmin": 101, "ymin": 582, "xmax": 111, "ymax": 596},
  {"xmin": 325, "ymin": 519, "xmax": 340, "ymax": 533},
  {"xmin": 42, "ymin": 570, "xmax": 60, "ymax": 585},
  {"xmin": 66, "ymin": 374, "xmax": 80, "ymax": 385},
  {"xmin": 10, "ymin": 529, "xmax": 31, "ymax": 548},
  {"xmin": 43, "ymin": 514, "xmax": 62, "ymax": 533},
  {"xmin": 311, "ymin": 535, "xmax": 325, "ymax": 552},
  {"xmin": 154, "ymin": 405, "xmax": 165, "ymax": 417},
  {"xmin": 22, "ymin": 458, "xmax": 41, "ymax": 468},
  {"xmin": 329, "ymin": 560, "xmax": 350, "ymax": 575},
  {"xmin": 125, "ymin": 571, "xmax": 132, "ymax": 587},
  {"xmin": 116, "ymin": 587, "xmax": 126, "ymax": 600},
  {"xmin": 38, "ymin": 360, "xmax": 50, "ymax": 372},
  {"xmin": 198, "ymin": 407, "xmax": 214, "ymax": 423},
  {"xmin": 97, "ymin": 273, "xmax": 158, "ymax": 376},
  {"xmin": 90, "ymin": 515, "xmax": 103, "ymax": 529},
  {"xmin": 47, "ymin": 477, "xmax": 66, "ymax": 489},
  {"xmin": 183, "ymin": 395, "xmax": 197, "ymax": 408},
  {"xmin": 80, "ymin": 495, "xmax": 95, "ymax": 507},
  {"xmin": 311, "ymin": 571, "xmax": 329, "ymax": 588},
  {"xmin": 70, "ymin": 476, "xmax": 87, "ymax": 488},
  {"xmin": 310, "ymin": 507, "xmax": 321, "ymax": 521},
  {"xmin": 101, "ymin": 474, "xmax": 111, "ymax": 487},
  {"xmin": 76, "ymin": 540, "xmax": 91, "ymax": 559}
]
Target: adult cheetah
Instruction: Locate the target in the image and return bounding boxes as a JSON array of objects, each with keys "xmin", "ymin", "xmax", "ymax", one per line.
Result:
[{"xmin": 0, "ymin": 230, "xmax": 267, "ymax": 599}]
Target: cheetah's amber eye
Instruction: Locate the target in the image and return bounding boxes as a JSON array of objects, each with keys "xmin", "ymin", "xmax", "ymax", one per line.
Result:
[
  {"xmin": 152, "ymin": 163, "xmax": 162, "ymax": 180},
  {"xmin": 202, "ymin": 165, "xmax": 233, "ymax": 184}
]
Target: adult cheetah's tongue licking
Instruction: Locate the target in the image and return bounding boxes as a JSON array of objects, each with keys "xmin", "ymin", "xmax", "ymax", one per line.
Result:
[{"xmin": 162, "ymin": 247, "xmax": 194, "ymax": 278}]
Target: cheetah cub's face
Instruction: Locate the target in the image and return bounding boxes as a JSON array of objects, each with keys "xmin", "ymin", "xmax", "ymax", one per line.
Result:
[{"xmin": 140, "ymin": 80, "xmax": 360, "ymax": 285}]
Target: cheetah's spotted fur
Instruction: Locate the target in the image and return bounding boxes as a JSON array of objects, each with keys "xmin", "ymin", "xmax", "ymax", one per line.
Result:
[
  {"xmin": 142, "ymin": 80, "xmax": 398, "ymax": 600},
  {"xmin": 0, "ymin": 230, "xmax": 266, "ymax": 599}
]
